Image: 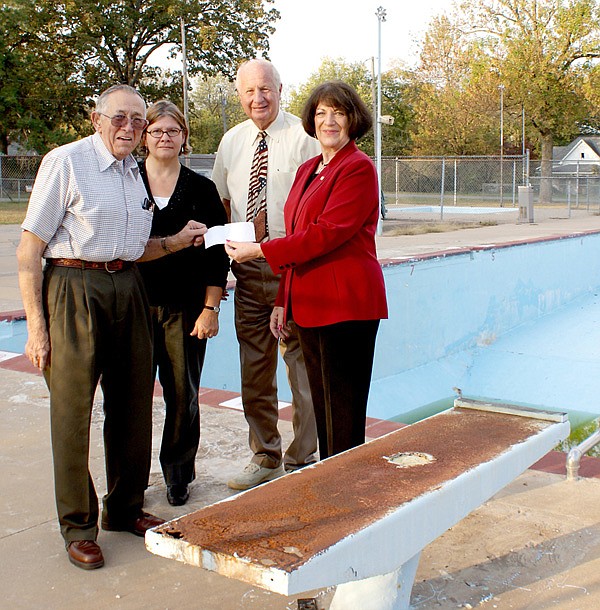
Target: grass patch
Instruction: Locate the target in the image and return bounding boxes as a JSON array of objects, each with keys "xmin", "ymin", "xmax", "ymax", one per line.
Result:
[
  {"xmin": 383, "ymin": 219, "xmax": 498, "ymax": 236},
  {"xmin": 0, "ymin": 201, "xmax": 27, "ymax": 225}
]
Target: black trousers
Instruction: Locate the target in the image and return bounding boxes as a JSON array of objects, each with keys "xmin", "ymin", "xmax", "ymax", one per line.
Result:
[
  {"xmin": 297, "ymin": 319, "xmax": 380, "ymax": 460},
  {"xmin": 43, "ymin": 264, "xmax": 153, "ymax": 543},
  {"xmin": 151, "ymin": 304, "xmax": 207, "ymax": 486}
]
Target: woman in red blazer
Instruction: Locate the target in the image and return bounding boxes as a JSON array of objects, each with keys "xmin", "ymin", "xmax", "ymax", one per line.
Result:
[{"xmin": 226, "ymin": 81, "xmax": 388, "ymax": 459}]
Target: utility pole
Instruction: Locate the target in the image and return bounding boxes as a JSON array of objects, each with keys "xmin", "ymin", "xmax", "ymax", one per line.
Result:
[
  {"xmin": 180, "ymin": 17, "xmax": 190, "ymax": 134},
  {"xmin": 375, "ymin": 6, "xmax": 387, "ymax": 231},
  {"xmin": 499, "ymin": 83, "xmax": 505, "ymax": 207}
]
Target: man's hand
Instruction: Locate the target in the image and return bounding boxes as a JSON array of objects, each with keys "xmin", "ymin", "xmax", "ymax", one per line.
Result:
[
  {"xmin": 24, "ymin": 326, "xmax": 51, "ymax": 370},
  {"xmin": 139, "ymin": 221, "xmax": 208, "ymax": 262},
  {"xmin": 16, "ymin": 230, "xmax": 50, "ymax": 370},
  {"xmin": 170, "ymin": 220, "xmax": 207, "ymax": 249}
]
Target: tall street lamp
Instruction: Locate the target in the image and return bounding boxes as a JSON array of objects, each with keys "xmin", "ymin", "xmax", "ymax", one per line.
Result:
[
  {"xmin": 499, "ymin": 83, "xmax": 505, "ymax": 207},
  {"xmin": 180, "ymin": 17, "xmax": 190, "ymax": 138},
  {"xmin": 375, "ymin": 6, "xmax": 386, "ymax": 230}
]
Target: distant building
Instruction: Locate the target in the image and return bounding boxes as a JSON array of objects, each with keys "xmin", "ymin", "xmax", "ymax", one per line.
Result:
[
  {"xmin": 6, "ymin": 142, "xmax": 37, "ymax": 156},
  {"xmin": 181, "ymin": 154, "xmax": 216, "ymax": 179},
  {"xmin": 552, "ymin": 136, "xmax": 600, "ymax": 176}
]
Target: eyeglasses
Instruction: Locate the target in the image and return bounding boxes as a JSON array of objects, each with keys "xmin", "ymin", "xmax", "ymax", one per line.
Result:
[
  {"xmin": 98, "ymin": 113, "xmax": 149, "ymax": 130},
  {"xmin": 146, "ymin": 128, "xmax": 184, "ymax": 139}
]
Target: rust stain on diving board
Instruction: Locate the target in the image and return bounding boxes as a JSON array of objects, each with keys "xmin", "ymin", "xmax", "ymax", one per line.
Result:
[{"xmin": 154, "ymin": 407, "xmax": 549, "ymax": 572}]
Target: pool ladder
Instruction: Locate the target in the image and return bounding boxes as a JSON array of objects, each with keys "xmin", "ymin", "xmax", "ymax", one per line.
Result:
[{"xmin": 566, "ymin": 429, "xmax": 600, "ymax": 480}]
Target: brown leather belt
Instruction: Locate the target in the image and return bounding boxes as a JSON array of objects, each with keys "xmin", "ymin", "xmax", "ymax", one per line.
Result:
[{"xmin": 47, "ymin": 258, "xmax": 134, "ymax": 272}]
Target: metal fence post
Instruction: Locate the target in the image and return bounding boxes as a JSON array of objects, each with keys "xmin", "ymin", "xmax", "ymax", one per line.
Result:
[
  {"xmin": 395, "ymin": 158, "xmax": 399, "ymax": 206},
  {"xmin": 576, "ymin": 162, "xmax": 580, "ymax": 209},
  {"xmin": 440, "ymin": 157, "xmax": 445, "ymax": 221},
  {"xmin": 512, "ymin": 160, "xmax": 517, "ymax": 206},
  {"xmin": 453, "ymin": 158, "xmax": 457, "ymax": 206}
]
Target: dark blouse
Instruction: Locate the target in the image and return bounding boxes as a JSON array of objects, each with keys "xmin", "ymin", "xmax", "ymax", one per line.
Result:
[{"xmin": 137, "ymin": 162, "xmax": 229, "ymax": 307}]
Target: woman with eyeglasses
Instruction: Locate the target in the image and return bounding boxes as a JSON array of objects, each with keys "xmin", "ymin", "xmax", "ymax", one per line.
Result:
[{"xmin": 137, "ymin": 100, "xmax": 229, "ymax": 507}]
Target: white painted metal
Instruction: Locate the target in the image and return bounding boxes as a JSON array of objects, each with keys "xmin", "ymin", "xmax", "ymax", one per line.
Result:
[
  {"xmin": 146, "ymin": 405, "xmax": 569, "ymax": 605},
  {"xmin": 329, "ymin": 553, "xmax": 421, "ymax": 610}
]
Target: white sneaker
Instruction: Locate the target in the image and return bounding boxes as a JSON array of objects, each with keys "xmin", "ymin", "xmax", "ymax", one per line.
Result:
[{"xmin": 227, "ymin": 462, "xmax": 285, "ymax": 490}]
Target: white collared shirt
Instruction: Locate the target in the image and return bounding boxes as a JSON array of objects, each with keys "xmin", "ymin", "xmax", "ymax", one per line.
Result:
[
  {"xmin": 211, "ymin": 110, "xmax": 320, "ymax": 239},
  {"xmin": 22, "ymin": 133, "xmax": 152, "ymax": 261}
]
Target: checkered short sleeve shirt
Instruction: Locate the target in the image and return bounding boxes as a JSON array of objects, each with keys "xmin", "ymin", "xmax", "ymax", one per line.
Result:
[{"xmin": 22, "ymin": 133, "xmax": 152, "ymax": 261}]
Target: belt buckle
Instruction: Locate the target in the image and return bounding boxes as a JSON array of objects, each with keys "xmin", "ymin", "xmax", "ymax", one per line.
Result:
[{"xmin": 104, "ymin": 261, "xmax": 117, "ymax": 273}]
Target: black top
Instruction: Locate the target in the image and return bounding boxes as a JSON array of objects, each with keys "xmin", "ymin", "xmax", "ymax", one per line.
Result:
[{"xmin": 137, "ymin": 162, "xmax": 229, "ymax": 307}]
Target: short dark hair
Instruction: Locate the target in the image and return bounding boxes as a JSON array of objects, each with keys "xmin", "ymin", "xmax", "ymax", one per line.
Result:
[{"xmin": 301, "ymin": 81, "xmax": 372, "ymax": 141}]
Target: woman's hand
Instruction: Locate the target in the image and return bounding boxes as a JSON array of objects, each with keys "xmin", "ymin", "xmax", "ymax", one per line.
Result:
[
  {"xmin": 269, "ymin": 306, "xmax": 289, "ymax": 341},
  {"xmin": 190, "ymin": 309, "xmax": 219, "ymax": 340},
  {"xmin": 224, "ymin": 240, "xmax": 264, "ymax": 263}
]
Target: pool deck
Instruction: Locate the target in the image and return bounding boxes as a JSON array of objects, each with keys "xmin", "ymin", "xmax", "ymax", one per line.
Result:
[{"xmin": 3, "ymin": 210, "xmax": 600, "ymax": 609}]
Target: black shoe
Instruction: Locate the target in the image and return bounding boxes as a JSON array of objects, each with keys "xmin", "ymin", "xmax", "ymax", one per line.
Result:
[{"xmin": 167, "ymin": 484, "xmax": 189, "ymax": 506}]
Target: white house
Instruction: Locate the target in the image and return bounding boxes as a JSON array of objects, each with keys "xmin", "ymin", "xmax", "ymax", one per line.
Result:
[{"xmin": 552, "ymin": 136, "xmax": 600, "ymax": 176}]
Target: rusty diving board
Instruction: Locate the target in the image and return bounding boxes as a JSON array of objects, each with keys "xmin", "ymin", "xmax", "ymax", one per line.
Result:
[{"xmin": 146, "ymin": 399, "xmax": 569, "ymax": 610}]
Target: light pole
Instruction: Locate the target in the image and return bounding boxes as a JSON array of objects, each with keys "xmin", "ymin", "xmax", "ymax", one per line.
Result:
[
  {"xmin": 375, "ymin": 6, "xmax": 386, "ymax": 230},
  {"xmin": 499, "ymin": 83, "xmax": 505, "ymax": 207},
  {"xmin": 180, "ymin": 17, "xmax": 190, "ymax": 136}
]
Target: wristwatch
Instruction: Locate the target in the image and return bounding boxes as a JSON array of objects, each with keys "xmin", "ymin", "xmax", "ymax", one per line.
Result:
[{"xmin": 203, "ymin": 305, "xmax": 220, "ymax": 313}]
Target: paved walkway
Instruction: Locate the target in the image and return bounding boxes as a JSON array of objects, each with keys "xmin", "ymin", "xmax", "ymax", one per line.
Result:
[{"xmin": 2, "ymin": 212, "xmax": 600, "ymax": 609}]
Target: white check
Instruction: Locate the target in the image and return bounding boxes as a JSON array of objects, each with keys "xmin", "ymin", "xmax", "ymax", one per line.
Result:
[{"xmin": 204, "ymin": 222, "xmax": 256, "ymax": 249}]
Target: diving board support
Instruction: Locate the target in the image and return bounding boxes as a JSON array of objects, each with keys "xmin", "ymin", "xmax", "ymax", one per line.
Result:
[
  {"xmin": 146, "ymin": 399, "xmax": 569, "ymax": 610},
  {"xmin": 329, "ymin": 552, "xmax": 421, "ymax": 610}
]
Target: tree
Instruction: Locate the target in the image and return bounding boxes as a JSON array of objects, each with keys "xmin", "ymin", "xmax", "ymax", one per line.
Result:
[
  {"xmin": 460, "ymin": 0, "xmax": 600, "ymax": 203},
  {"xmin": 188, "ymin": 75, "xmax": 246, "ymax": 153},
  {"xmin": 43, "ymin": 0, "xmax": 279, "ymax": 90},
  {"xmin": 285, "ymin": 57, "xmax": 414, "ymax": 157},
  {"xmin": 1, "ymin": 0, "xmax": 279, "ymax": 153},
  {"xmin": 0, "ymin": 1, "xmax": 91, "ymax": 155},
  {"xmin": 409, "ymin": 13, "xmax": 517, "ymax": 156}
]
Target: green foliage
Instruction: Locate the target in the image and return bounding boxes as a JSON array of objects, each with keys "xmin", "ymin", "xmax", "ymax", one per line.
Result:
[
  {"xmin": 188, "ymin": 75, "xmax": 246, "ymax": 153},
  {"xmin": 0, "ymin": 0, "xmax": 279, "ymax": 153},
  {"xmin": 0, "ymin": 1, "xmax": 91, "ymax": 154},
  {"xmin": 284, "ymin": 57, "xmax": 414, "ymax": 156},
  {"xmin": 410, "ymin": 0, "xmax": 600, "ymax": 169}
]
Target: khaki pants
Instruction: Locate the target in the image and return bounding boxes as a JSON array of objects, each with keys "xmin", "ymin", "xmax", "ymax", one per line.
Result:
[{"xmin": 232, "ymin": 259, "xmax": 317, "ymax": 469}]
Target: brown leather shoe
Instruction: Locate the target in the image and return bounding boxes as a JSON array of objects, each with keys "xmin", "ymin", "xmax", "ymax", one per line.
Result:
[
  {"xmin": 131, "ymin": 512, "xmax": 165, "ymax": 537},
  {"xmin": 67, "ymin": 540, "xmax": 104, "ymax": 570},
  {"xmin": 102, "ymin": 511, "xmax": 165, "ymax": 537}
]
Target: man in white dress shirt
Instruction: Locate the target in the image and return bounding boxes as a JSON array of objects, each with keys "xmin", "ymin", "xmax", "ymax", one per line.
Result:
[
  {"xmin": 212, "ymin": 59, "xmax": 320, "ymax": 490},
  {"xmin": 16, "ymin": 84, "xmax": 204, "ymax": 570}
]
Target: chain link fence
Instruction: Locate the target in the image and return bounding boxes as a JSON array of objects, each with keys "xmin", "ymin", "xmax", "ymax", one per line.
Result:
[
  {"xmin": 0, "ymin": 156, "xmax": 42, "ymax": 202},
  {"xmin": 4, "ymin": 153, "xmax": 600, "ymax": 223},
  {"xmin": 381, "ymin": 154, "xmax": 527, "ymax": 205}
]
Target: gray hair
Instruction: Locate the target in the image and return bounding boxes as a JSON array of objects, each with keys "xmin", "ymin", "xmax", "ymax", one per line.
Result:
[
  {"xmin": 235, "ymin": 59, "xmax": 282, "ymax": 92},
  {"xmin": 95, "ymin": 84, "xmax": 146, "ymax": 114}
]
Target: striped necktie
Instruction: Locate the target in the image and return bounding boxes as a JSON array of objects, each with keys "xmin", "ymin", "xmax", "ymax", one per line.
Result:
[{"xmin": 246, "ymin": 130, "xmax": 269, "ymax": 242}]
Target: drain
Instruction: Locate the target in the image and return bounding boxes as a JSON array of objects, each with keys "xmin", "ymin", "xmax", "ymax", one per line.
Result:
[{"xmin": 386, "ymin": 452, "xmax": 435, "ymax": 468}]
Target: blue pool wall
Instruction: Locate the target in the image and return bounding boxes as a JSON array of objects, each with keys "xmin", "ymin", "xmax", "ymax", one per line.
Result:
[
  {"xmin": 4, "ymin": 230, "xmax": 600, "ymax": 422},
  {"xmin": 369, "ymin": 231, "xmax": 600, "ymax": 421}
]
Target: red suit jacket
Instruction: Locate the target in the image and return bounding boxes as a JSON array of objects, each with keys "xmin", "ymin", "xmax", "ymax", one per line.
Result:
[{"xmin": 262, "ymin": 140, "xmax": 388, "ymax": 328}]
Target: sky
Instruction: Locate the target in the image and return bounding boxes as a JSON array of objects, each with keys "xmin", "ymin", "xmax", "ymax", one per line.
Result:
[{"xmin": 268, "ymin": 0, "xmax": 454, "ymax": 89}]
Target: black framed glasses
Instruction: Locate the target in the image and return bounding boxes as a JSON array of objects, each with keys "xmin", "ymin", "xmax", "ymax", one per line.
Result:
[
  {"xmin": 98, "ymin": 113, "xmax": 149, "ymax": 130},
  {"xmin": 146, "ymin": 128, "xmax": 184, "ymax": 139}
]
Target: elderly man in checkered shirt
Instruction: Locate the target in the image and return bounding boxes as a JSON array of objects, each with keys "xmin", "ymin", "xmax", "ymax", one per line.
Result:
[{"xmin": 16, "ymin": 84, "xmax": 205, "ymax": 571}]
